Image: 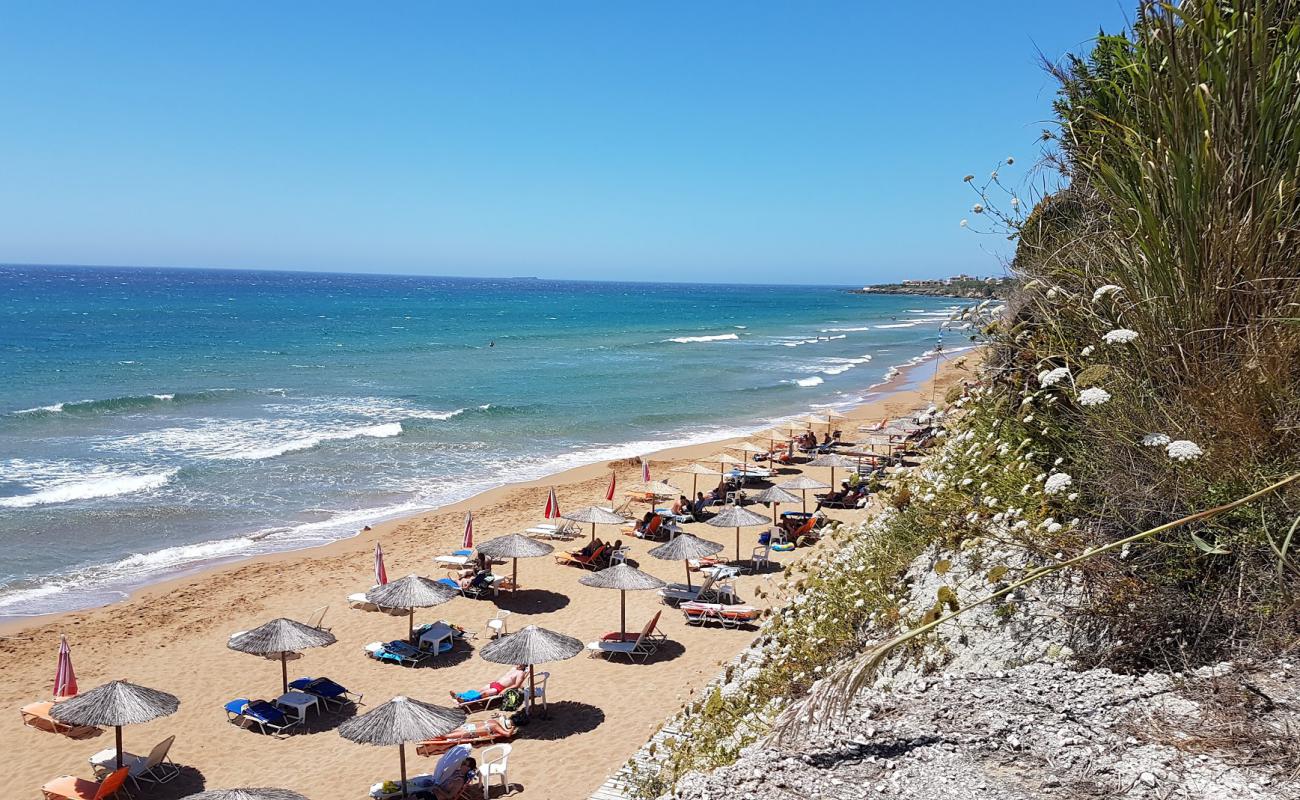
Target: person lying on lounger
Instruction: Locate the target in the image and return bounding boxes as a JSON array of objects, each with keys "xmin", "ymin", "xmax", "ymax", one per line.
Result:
[
  {"xmin": 431, "ymin": 713, "xmax": 515, "ymax": 745},
  {"xmin": 449, "ymin": 665, "xmax": 528, "ymax": 703},
  {"xmin": 632, "ymin": 510, "xmax": 656, "ymax": 534}
]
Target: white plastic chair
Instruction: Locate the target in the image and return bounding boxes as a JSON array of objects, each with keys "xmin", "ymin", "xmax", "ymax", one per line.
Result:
[
  {"xmin": 530, "ymin": 671, "xmax": 550, "ymax": 715},
  {"xmin": 480, "ymin": 742, "xmax": 511, "ymax": 798},
  {"xmin": 486, "ymin": 610, "xmax": 511, "ymax": 639},
  {"xmin": 750, "ymin": 543, "xmax": 771, "ymax": 573}
]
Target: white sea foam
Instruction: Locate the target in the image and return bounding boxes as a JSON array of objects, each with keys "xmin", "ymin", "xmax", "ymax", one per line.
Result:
[
  {"xmin": 152, "ymin": 394, "xmax": 175, "ymax": 401},
  {"xmin": 214, "ymin": 422, "xmax": 403, "ymax": 460},
  {"xmin": 98, "ymin": 419, "xmax": 405, "ymax": 461},
  {"xmin": 874, "ymin": 322, "xmax": 924, "ymax": 329},
  {"xmin": 14, "ymin": 403, "xmax": 65, "ymax": 414},
  {"xmin": 665, "ymin": 333, "xmax": 740, "ymax": 343},
  {"xmin": 820, "ymin": 326, "xmax": 873, "ymax": 332},
  {"xmin": 793, "ymin": 376, "xmax": 825, "ymax": 387},
  {"xmin": 0, "ymin": 467, "xmax": 177, "ymax": 508}
]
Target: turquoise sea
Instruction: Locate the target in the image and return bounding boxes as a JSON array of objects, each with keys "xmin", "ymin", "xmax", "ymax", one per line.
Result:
[{"xmin": 0, "ymin": 265, "xmax": 969, "ymax": 617}]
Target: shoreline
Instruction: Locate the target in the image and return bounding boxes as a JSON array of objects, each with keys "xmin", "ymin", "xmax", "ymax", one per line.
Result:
[
  {"xmin": 3, "ymin": 350, "xmax": 976, "ymax": 800},
  {"xmin": 0, "ymin": 344, "xmax": 976, "ymax": 632}
]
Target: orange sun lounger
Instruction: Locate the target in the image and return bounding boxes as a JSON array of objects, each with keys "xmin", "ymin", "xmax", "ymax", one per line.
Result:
[
  {"xmin": 41, "ymin": 766, "xmax": 130, "ymax": 800},
  {"xmin": 21, "ymin": 702, "xmax": 98, "ymax": 738}
]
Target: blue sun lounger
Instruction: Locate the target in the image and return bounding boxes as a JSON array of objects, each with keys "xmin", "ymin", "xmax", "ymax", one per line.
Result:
[
  {"xmin": 288, "ymin": 677, "xmax": 363, "ymax": 709},
  {"xmin": 364, "ymin": 640, "xmax": 431, "ymax": 666},
  {"xmin": 224, "ymin": 698, "xmax": 297, "ymax": 735}
]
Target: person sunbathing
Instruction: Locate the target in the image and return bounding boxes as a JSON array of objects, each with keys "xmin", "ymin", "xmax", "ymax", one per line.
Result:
[
  {"xmin": 576, "ymin": 538, "xmax": 604, "ymax": 557},
  {"xmin": 671, "ymin": 495, "xmax": 690, "ymax": 516},
  {"xmin": 450, "ymin": 665, "xmax": 527, "ymax": 703},
  {"xmin": 429, "ymin": 713, "xmax": 515, "ymax": 745},
  {"xmin": 632, "ymin": 510, "xmax": 656, "ymax": 534}
]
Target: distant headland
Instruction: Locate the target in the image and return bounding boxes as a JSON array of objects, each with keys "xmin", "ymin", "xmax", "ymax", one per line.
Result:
[{"xmin": 850, "ymin": 273, "xmax": 1015, "ymax": 299}]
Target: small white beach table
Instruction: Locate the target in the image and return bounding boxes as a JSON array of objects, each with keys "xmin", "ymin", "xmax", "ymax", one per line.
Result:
[
  {"xmin": 418, "ymin": 621, "xmax": 456, "ymax": 653},
  {"xmin": 275, "ymin": 691, "xmax": 318, "ymax": 722}
]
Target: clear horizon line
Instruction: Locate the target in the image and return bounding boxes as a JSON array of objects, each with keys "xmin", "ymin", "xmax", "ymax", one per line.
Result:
[{"xmin": 0, "ymin": 259, "xmax": 944, "ymax": 290}]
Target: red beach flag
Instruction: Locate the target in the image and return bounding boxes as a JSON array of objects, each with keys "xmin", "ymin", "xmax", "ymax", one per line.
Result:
[
  {"xmin": 374, "ymin": 542, "xmax": 388, "ymax": 586},
  {"xmin": 54, "ymin": 635, "xmax": 77, "ymax": 700},
  {"xmin": 462, "ymin": 511, "xmax": 474, "ymax": 549},
  {"xmin": 641, "ymin": 457, "xmax": 651, "ymax": 483},
  {"xmin": 544, "ymin": 487, "xmax": 560, "ymax": 519},
  {"xmin": 605, "ymin": 470, "xmax": 616, "ymax": 502}
]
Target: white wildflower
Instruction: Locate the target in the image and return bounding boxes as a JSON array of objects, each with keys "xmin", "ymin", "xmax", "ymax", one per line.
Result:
[
  {"xmin": 1047, "ymin": 522, "xmax": 1063, "ymax": 534},
  {"xmin": 960, "ymin": 219, "xmax": 969, "ymax": 228},
  {"xmin": 972, "ymin": 203, "xmax": 984, "ymax": 214},
  {"xmin": 1010, "ymin": 196, "xmax": 1020, "ymax": 207},
  {"xmin": 1039, "ymin": 366, "xmax": 1070, "ymax": 387},
  {"xmin": 1044, "ymin": 472, "xmax": 1073, "ymax": 495},
  {"xmin": 1141, "ymin": 433, "xmax": 1170, "ymax": 447},
  {"xmin": 1081, "ymin": 345, "xmax": 1094, "ymax": 357},
  {"xmin": 1067, "ymin": 492, "xmax": 1079, "ymax": 501},
  {"xmin": 854, "ymin": 599, "xmax": 865, "ymax": 608},
  {"xmin": 1103, "ymin": 328, "xmax": 1139, "ymax": 344},
  {"xmin": 1046, "ymin": 288, "xmax": 1058, "ymax": 300},
  {"xmin": 1078, "ymin": 387, "xmax": 1111, "ymax": 406},
  {"xmin": 1092, "ymin": 284, "xmax": 1123, "ymax": 302},
  {"xmin": 1165, "ymin": 440, "xmax": 1203, "ymax": 462}
]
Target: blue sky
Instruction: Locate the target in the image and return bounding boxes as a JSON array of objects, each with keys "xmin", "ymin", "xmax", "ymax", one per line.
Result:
[{"xmin": 0, "ymin": 2, "xmax": 1128, "ymax": 284}]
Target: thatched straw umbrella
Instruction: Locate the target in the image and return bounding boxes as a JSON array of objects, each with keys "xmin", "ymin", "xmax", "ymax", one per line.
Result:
[
  {"xmin": 777, "ymin": 475, "xmax": 831, "ymax": 513},
  {"xmin": 579, "ymin": 564, "xmax": 666, "ymax": 639},
  {"xmin": 338, "ymin": 696, "xmax": 466, "ymax": 799},
  {"xmin": 228, "ymin": 618, "xmax": 337, "ymax": 695},
  {"xmin": 705, "ymin": 452, "xmax": 746, "ymax": 479},
  {"xmin": 670, "ymin": 463, "xmax": 722, "ymax": 495},
  {"xmin": 806, "ymin": 452, "xmax": 857, "ymax": 489},
  {"xmin": 183, "ymin": 790, "xmax": 309, "ymax": 800},
  {"xmin": 705, "ymin": 504, "xmax": 771, "ymax": 561},
  {"xmin": 648, "ymin": 533, "xmax": 723, "ymax": 590},
  {"xmin": 476, "ymin": 533, "xmax": 553, "ymax": 592},
  {"xmin": 753, "ymin": 428, "xmax": 787, "ymax": 455},
  {"xmin": 627, "ymin": 480, "xmax": 681, "ymax": 501},
  {"xmin": 366, "ymin": 575, "xmax": 458, "ymax": 639},
  {"xmin": 752, "ymin": 486, "xmax": 801, "ymax": 524},
  {"xmin": 51, "ymin": 680, "xmax": 179, "ymax": 770},
  {"xmin": 480, "ymin": 624, "xmax": 583, "ymax": 715},
  {"xmin": 561, "ymin": 505, "xmax": 629, "ymax": 543}
]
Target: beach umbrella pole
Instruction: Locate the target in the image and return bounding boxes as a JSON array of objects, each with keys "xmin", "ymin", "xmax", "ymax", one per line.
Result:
[
  {"xmin": 399, "ymin": 743, "xmax": 408, "ymax": 798},
  {"xmin": 590, "ymin": 522, "xmax": 596, "ymax": 543},
  {"xmin": 620, "ymin": 591, "xmax": 627, "ymax": 639},
  {"xmin": 115, "ymin": 725, "xmax": 124, "ymax": 769},
  {"xmin": 528, "ymin": 665, "xmax": 537, "ymax": 716},
  {"xmin": 735, "ymin": 527, "xmax": 741, "ymax": 562},
  {"xmin": 512, "ymin": 557, "xmax": 519, "ymax": 592},
  {"xmin": 281, "ymin": 652, "xmax": 289, "ymax": 695},
  {"xmin": 684, "ymin": 560, "xmax": 692, "ymax": 590},
  {"xmin": 408, "ymin": 610, "xmax": 415, "ymax": 641}
]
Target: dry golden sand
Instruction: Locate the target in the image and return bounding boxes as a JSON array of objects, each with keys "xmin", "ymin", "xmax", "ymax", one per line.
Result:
[{"xmin": 3, "ymin": 357, "xmax": 973, "ymax": 799}]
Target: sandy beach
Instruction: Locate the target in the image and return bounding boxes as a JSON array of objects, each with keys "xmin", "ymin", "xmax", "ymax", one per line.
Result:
[{"xmin": 4, "ymin": 354, "xmax": 973, "ymax": 799}]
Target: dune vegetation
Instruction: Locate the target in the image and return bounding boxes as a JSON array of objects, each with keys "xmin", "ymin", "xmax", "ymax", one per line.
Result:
[{"xmin": 630, "ymin": 3, "xmax": 1300, "ymax": 793}]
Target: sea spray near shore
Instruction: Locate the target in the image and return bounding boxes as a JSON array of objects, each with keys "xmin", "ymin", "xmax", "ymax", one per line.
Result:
[{"xmin": 0, "ymin": 265, "xmax": 965, "ymax": 617}]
